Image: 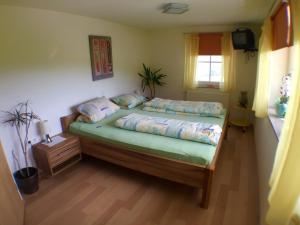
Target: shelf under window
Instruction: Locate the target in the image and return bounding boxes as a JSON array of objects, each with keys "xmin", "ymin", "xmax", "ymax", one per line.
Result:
[{"xmin": 268, "ymin": 108, "xmax": 284, "ymax": 140}]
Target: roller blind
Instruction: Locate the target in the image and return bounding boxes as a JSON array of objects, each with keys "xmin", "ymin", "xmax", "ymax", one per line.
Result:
[
  {"xmin": 198, "ymin": 33, "xmax": 222, "ymax": 55},
  {"xmin": 272, "ymin": 3, "xmax": 293, "ymax": 50}
]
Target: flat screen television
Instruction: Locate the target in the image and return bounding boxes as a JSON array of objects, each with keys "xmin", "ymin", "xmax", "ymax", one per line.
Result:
[{"xmin": 232, "ymin": 29, "xmax": 255, "ymax": 50}]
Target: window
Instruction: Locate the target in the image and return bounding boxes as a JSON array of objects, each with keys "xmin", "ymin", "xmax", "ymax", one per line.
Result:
[
  {"xmin": 196, "ymin": 55, "xmax": 222, "ymax": 88},
  {"xmin": 197, "ymin": 33, "xmax": 223, "ymax": 88}
]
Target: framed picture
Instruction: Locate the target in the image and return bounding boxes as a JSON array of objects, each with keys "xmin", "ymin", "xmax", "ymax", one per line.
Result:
[{"xmin": 89, "ymin": 35, "xmax": 113, "ymax": 81}]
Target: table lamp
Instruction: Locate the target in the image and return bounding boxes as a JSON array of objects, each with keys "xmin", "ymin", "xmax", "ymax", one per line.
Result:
[{"xmin": 39, "ymin": 120, "xmax": 52, "ymax": 143}]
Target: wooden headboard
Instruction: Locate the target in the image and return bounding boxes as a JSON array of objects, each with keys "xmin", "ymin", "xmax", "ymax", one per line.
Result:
[{"xmin": 60, "ymin": 113, "xmax": 80, "ymax": 132}]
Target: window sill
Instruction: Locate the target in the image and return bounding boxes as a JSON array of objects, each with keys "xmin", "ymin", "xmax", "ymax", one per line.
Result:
[
  {"xmin": 268, "ymin": 107, "xmax": 284, "ymax": 140},
  {"xmin": 197, "ymin": 82, "xmax": 220, "ymax": 89},
  {"xmin": 197, "ymin": 86, "xmax": 220, "ymax": 90}
]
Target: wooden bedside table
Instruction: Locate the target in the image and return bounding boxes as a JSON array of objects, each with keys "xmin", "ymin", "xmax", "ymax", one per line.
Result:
[{"xmin": 33, "ymin": 133, "xmax": 82, "ymax": 176}]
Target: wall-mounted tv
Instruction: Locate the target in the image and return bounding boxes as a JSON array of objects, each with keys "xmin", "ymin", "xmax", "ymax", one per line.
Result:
[{"xmin": 232, "ymin": 29, "xmax": 256, "ymax": 51}]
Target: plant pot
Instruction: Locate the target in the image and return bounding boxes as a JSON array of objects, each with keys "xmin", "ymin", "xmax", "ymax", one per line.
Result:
[
  {"xmin": 14, "ymin": 167, "xmax": 39, "ymax": 194},
  {"xmin": 275, "ymin": 102, "xmax": 288, "ymax": 118}
]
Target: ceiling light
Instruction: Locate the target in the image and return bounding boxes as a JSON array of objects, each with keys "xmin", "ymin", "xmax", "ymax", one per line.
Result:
[{"xmin": 162, "ymin": 3, "xmax": 189, "ymax": 14}]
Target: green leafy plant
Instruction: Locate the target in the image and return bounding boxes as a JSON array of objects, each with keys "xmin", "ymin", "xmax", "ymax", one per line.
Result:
[
  {"xmin": 2, "ymin": 101, "xmax": 40, "ymax": 177},
  {"xmin": 138, "ymin": 63, "xmax": 167, "ymax": 99}
]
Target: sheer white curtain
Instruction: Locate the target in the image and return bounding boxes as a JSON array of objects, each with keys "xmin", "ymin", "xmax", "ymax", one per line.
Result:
[
  {"xmin": 252, "ymin": 18, "xmax": 272, "ymax": 118},
  {"xmin": 183, "ymin": 34, "xmax": 199, "ymax": 90},
  {"xmin": 221, "ymin": 32, "xmax": 237, "ymax": 92}
]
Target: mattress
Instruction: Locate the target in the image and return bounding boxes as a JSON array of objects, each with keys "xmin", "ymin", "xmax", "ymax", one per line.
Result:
[{"xmin": 70, "ymin": 106, "xmax": 226, "ymax": 166}]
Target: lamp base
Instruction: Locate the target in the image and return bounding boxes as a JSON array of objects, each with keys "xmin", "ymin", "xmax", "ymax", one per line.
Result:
[{"xmin": 45, "ymin": 134, "xmax": 52, "ymax": 143}]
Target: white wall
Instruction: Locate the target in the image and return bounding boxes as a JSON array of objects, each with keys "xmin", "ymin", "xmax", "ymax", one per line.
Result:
[
  {"xmin": 254, "ymin": 118, "xmax": 278, "ymax": 225},
  {"xmin": 0, "ymin": 5, "xmax": 150, "ymax": 171},
  {"xmin": 148, "ymin": 26, "xmax": 259, "ymax": 109}
]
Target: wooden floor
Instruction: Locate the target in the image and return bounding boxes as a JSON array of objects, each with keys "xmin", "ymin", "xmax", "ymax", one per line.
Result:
[{"xmin": 24, "ymin": 127, "xmax": 259, "ymax": 225}]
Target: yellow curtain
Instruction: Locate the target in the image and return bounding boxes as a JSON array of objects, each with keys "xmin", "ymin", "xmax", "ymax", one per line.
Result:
[
  {"xmin": 252, "ymin": 18, "xmax": 272, "ymax": 118},
  {"xmin": 221, "ymin": 32, "xmax": 236, "ymax": 92},
  {"xmin": 266, "ymin": 0, "xmax": 300, "ymax": 224},
  {"xmin": 183, "ymin": 34, "xmax": 199, "ymax": 90}
]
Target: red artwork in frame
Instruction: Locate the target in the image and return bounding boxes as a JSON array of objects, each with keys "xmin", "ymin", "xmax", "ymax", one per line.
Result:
[{"xmin": 89, "ymin": 35, "xmax": 113, "ymax": 81}]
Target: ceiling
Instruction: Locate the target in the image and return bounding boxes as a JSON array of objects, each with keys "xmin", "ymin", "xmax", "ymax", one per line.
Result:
[{"xmin": 0, "ymin": 0, "xmax": 274, "ymax": 29}]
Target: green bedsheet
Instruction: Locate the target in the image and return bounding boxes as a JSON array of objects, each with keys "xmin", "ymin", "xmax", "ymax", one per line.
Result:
[{"xmin": 70, "ymin": 106, "xmax": 226, "ymax": 166}]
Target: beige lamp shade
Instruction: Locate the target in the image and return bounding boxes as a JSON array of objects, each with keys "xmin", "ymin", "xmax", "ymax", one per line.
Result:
[{"xmin": 39, "ymin": 120, "xmax": 51, "ymax": 136}]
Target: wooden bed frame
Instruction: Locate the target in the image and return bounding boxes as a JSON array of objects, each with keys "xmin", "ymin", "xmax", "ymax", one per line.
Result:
[{"xmin": 60, "ymin": 113, "xmax": 228, "ymax": 208}]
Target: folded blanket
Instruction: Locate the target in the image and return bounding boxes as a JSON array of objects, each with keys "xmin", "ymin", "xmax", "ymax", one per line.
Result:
[
  {"xmin": 115, "ymin": 113, "xmax": 222, "ymax": 146},
  {"xmin": 143, "ymin": 98, "xmax": 224, "ymax": 117}
]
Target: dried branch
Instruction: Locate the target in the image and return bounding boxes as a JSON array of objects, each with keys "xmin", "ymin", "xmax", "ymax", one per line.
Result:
[{"xmin": 12, "ymin": 150, "xmax": 25, "ymax": 177}]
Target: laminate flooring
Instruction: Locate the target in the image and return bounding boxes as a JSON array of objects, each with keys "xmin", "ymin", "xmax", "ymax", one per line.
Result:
[{"xmin": 25, "ymin": 127, "xmax": 259, "ymax": 225}]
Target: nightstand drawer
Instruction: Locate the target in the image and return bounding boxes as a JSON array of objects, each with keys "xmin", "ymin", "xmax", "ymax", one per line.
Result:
[
  {"xmin": 48, "ymin": 139, "xmax": 79, "ymax": 157},
  {"xmin": 50, "ymin": 146, "xmax": 81, "ymax": 167}
]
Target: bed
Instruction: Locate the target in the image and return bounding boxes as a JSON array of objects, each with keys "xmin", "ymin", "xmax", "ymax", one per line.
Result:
[{"xmin": 61, "ymin": 105, "xmax": 228, "ymax": 208}]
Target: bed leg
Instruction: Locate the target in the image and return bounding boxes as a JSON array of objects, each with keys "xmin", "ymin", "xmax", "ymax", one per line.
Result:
[
  {"xmin": 200, "ymin": 170, "xmax": 213, "ymax": 208},
  {"xmin": 224, "ymin": 124, "xmax": 229, "ymax": 140}
]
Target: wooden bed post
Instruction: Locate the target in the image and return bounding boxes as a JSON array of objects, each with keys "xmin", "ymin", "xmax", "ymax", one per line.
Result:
[
  {"xmin": 224, "ymin": 123, "xmax": 229, "ymax": 140},
  {"xmin": 200, "ymin": 170, "xmax": 213, "ymax": 208},
  {"xmin": 224, "ymin": 112, "xmax": 230, "ymax": 140},
  {"xmin": 61, "ymin": 113, "xmax": 79, "ymax": 133}
]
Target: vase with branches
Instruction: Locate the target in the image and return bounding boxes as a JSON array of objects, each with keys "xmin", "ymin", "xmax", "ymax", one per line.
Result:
[
  {"xmin": 138, "ymin": 63, "xmax": 167, "ymax": 99},
  {"xmin": 2, "ymin": 101, "xmax": 40, "ymax": 194}
]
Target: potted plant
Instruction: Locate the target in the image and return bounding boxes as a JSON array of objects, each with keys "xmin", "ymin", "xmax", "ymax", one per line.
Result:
[
  {"xmin": 138, "ymin": 63, "xmax": 167, "ymax": 99},
  {"xmin": 275, "ymin": 74, "xmax": 291, "ymax": 118},
  {"xmin": 2, "ymin": 101, "xmax": 40, "ymax": 194}
]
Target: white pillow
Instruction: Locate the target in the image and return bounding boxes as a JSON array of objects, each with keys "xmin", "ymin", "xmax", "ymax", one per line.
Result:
[{"xmin": 77, "ymin": 97, "xmax": 120, "ymax": 123}]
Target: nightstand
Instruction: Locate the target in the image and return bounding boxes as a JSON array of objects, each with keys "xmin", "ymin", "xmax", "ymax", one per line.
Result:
[{"xmin": 33, "ymin": 133, "xmax": 82, "ymax": 176}]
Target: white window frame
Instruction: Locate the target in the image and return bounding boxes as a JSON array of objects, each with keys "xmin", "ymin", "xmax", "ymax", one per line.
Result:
[{"xmin": 196, "ymin": 55, "xmax": 223, "ymax": 89}]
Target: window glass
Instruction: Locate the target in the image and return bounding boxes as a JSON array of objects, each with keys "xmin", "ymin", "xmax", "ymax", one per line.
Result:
[
  {"xmin": 196, "ymin": 55, "xmax": 223, "ymax": 87},
  {"xmin": 198, "ymin": 55, "xmax": 210, "ymax": 62},
  {"xmin": 211, "ymin": 56, "xmax": 222, "ymax": 62},
  {"xmin": 197, "ymin": 62, "xmax": 210, "ymax": 81},
  {"xmin": 211, "ymin": 63, "xmax": 222, "ymax": 81}
]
